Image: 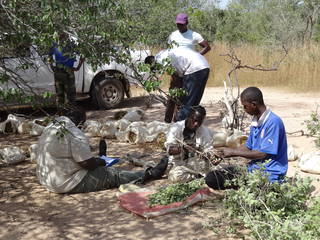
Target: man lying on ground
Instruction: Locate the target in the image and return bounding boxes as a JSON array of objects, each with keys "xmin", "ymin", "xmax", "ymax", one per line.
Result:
[
  {"xmin": 36, "ymin": 108, "xmax": 168, "ymax": 193},
  {"xmin": 205, "ymin": 87, "xmax": 288, "ymax": 190}
]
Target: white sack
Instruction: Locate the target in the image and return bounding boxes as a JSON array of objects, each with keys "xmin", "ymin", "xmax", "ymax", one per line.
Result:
[
  {"xmin": 83, "ymin": 120, "xmax": 101, "ymax": 137},
  {"xmin": 0, "ymin": 146, "xmax": 26, "ymax": 164},
  {"xmin": 121, "ymin": 109, "xmax": 144, "ymax": 122},
  {"xmin": 100, "ymin": 121, "xmax": 117, "ymax": 139},
  {"xmin": 288, "ymin": 145, "xmax": 299, "ymax": 161},
  {"xmin": 299, "ymin": 152, "xmax": 320, "ymax": 174},
  {"xmin": 212, "ymin": 130, "xmax": 228, "ymax": 147},
  {"xmin": 0, "ymin": 114, "xmax": 26, "ymax": 134},
  {"xmin": 29, "ymin": 144, "xmax": 39, "ymax": 163},
  {"xmin": 168, "ymin": 166, "xmax": 200, "ymax": 183},
  {"xmin": 30, "ymin": 122, "xmax": 45, "ymax": 136},
  {"xmin": 226, "ymin": 130, "xmax": 248, "ymax": 148},
  {"xmin": 18, "ymin": 121, "xmax": 33, "ymax": 134},
  {"xmin": 115, "ymin": 130, "xmax": 128, "ymax": 142},
  {"xmin": 117, "ymin": 119, "xmax": 131, "ymax": 131}
]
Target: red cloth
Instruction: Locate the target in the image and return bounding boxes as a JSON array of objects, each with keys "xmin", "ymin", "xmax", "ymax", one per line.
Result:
[{"xmin": 118, "ymin": 188, "xmax": 212, "ymax": 218}]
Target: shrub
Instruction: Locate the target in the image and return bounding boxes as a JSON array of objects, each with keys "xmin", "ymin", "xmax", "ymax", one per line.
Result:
[{"xmin": 223, "ymin": 167, "xmax": 320, "ymax": 240}]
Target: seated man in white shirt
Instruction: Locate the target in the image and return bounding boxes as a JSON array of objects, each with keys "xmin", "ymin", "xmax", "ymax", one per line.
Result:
[
  {"xmin": 164, "ymin": 105, "xmax": 215, "ymax": 182},
  {"xmin": 36, "ymin": 108, "xmax": 168, "ymax": 193}
]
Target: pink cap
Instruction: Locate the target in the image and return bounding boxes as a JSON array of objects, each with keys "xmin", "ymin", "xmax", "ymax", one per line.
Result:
[{"xmin": 176, "ymin": 13, "xmax": 188, "ymax": 24}]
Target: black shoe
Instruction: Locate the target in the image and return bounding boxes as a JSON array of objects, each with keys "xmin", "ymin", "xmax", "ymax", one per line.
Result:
[
  {"xmin": 141, "ymin": 157, "xmax": 168, "ymax": 184},
  {"xmin": 99, "ymin": 139, "xmax": 107, "ymax": 156}
]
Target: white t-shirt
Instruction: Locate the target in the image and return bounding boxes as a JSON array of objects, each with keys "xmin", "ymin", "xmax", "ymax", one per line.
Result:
[
  {"xmin": 168, "ymin": 48, "xmax": 209, "ymax": 76},
  {"xmin": 168, "ymin": 30, "xmax": 204, "ymax": 50},
  {"xmin": 36, "ymin": 116, "xmax": 93, "ymax": 193},
  {"xmin": 164, "ymin": 120, "xmax": 213, "ymax": 163}
]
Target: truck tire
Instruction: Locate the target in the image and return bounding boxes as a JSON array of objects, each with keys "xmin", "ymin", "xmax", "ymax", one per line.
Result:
[{"xmin": 92, "ymin": 77, "xmax": 124, "ymax": 109}]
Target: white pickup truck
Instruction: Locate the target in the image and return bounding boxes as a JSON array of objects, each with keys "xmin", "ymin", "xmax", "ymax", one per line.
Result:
[{"xmin": 0, "ymin": 46, "xmax": 150, "ymax": 109}]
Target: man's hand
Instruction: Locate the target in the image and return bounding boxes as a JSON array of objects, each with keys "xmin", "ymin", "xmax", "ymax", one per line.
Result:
[
  {"xmin": 202, "ymin": 150, "xmax": 223, "ymax": 165},
  {"xmin": 214, "ymin": 147, "xmax": 234, "ymax": 158},
  {"xmin": 73, "ymin": 57, "xmax": 85, "ymax": 71},
  {"xmin": 168, "ymin": 145, "xmax": 182, "ymax": 155}
]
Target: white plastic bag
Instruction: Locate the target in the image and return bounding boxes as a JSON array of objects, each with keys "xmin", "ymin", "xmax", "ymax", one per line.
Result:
[
  {"xmin": 83, "ymin": 120, "xmax": 101, "ymax": 137},
  {"xmin": 288, "ymin": 144, "xmax": 299, "ymax": 161},
  {"xmin": 117, "ymin": 119, "xmax": 131, "ymax": 131},
  {"xmin": 299, "ymin": 152, "xmax": 320, "ymax": 174},
  {"xmin": 30, "ymin": 122, "xmax": 45, "ymax": 136},
  {"xmin": 212, "ymin": 130, "xmax": 228, "ymax": 147},
  {"xmin": 168, "ymin": 166, "xmax": 200, "ymax": 183},
  {"xmin": 18, "ymin": 121, "xmax": 33, "ymax": 134},
  {"xmin": 100, "ymin": 121, "xmax": 117, "ymax": 139},
  {"xmin": 0, "ymin": 114, "xmax": 25, "ymax": 134},
  {"xmin": 29, "ymin": 144, "xmax": 39, "ymax": 163},
  {"xmin": 226, "ymin": 130, "xmax": 248, "ymax": 148},
  {"xmin": 0, "ymin": 146, "xmax": 26, "ymax": 164},
  {"xmin": 121, "ymin": 109, "xmax": 144, "ymax": 122}
]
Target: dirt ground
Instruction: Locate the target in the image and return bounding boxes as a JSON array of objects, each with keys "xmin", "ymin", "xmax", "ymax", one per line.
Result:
[{"xmin": 1, "ymin": 86, "xmax": 320, "ymax": 240}]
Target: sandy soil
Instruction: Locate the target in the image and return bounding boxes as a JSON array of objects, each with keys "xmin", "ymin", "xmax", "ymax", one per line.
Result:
[{"xmin": 1, "ymin": 87, "xmax": 320, "ymax": 240}]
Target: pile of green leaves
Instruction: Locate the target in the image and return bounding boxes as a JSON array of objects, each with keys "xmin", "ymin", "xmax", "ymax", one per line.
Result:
[
  {"xmin": 223, "ymin": 166, "xmax": 320, "ymax": 240},
  {"xmin": 148, "ymin": 178, "xmax": 205, "ymax": 207}
]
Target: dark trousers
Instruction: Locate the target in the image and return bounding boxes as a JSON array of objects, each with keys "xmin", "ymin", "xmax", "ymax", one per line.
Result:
[
  {"xmin": 205, "ymin": 166, "xmax": 240, "ymax": 190},
  {"xmin": 53, "ymin": 67, "xmax": 76, "ymax": 106},
  {"xmin": 177, "ymin": 68, "xmax": 209, "ymax": 121},
  {"xmin": 69, "ymin": 166, "xmax": 145, "ymax": 193},
  {"xmin": 164, "ymin": 75, "xmax": 183, "ymax": 123}
]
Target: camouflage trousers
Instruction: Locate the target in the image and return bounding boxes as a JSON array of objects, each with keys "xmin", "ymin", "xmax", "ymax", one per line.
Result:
[
  {"xmin": 53, "ymin": 67, "xmax": 76, "ymax": 106},
  {"xmin": 69, "ymin": 166, "xmax": 145, "ymax": 193}
]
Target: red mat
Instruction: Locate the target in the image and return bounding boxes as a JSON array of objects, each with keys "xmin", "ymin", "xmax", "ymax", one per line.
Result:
[{"xmin": 118, "ymin": 188, "xmax": 212, "ymax": 218}]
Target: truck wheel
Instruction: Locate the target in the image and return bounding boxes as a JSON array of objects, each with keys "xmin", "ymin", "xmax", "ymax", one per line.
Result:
[{"xmin": 92, "ymin": 77, "xmax": 124, "ymax": 109}]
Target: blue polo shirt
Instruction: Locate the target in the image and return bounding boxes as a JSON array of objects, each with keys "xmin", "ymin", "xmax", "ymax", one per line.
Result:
[
  {"xmin": 49, "ymin": 42, "xmax": 76, "ymax": 68},
  {"xmin": 246, "ymin": 109, "xmax": 288, "ymax": 182}
]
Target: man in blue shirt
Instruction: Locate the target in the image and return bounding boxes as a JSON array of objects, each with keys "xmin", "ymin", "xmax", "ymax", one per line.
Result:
[
  {"xmin": 205, "ymin": 86, "xmax": 288, "ymax": 189},
  {"xmin": 49, "ymin": 32, "xmax": 84, "ymax": 107}
]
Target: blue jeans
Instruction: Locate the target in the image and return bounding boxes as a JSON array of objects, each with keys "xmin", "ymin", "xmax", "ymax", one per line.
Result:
[{"xmin": 177, "ymin": 68, "xmax": 210, "ymax": 121}]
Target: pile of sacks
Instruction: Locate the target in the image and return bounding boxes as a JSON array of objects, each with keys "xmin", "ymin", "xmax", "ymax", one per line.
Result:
[
  {"xmin": 83, "ymin": 109, "xmax": 170, "ymax": 145},
  {"xmin": 0, "ymin": 114, "xmax": 48, "ymax": 165},
  {"xmin": 0, "ymin": 108, "xmax": 170, "ymax": 165}
]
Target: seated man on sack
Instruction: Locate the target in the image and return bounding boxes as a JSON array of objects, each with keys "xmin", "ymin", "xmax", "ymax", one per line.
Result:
[
  {"xmin": 164, "ymin": 105, "xmax": 217, "ymax": 182},
  {"xmin": 36, "ymin": 108, "xmax": 168, "ymax": 194},
  {"xmin": 205, "ymin": 87, "xmax": 288, "ymax": 190}
]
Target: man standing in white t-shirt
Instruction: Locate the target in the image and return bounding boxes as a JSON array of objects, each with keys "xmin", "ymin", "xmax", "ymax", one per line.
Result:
[
  {"xmin": 168, "ymin": 13, "xmax": 211, "ymax": 55},
  {"xmin": 165, "ymin": 13, "xmax": 211, "ymax": 122}
]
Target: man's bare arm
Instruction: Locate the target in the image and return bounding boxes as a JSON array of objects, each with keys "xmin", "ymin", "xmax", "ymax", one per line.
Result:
[
  {"xmin": 199, "ymin": 40, "xmax": 211, "ymax": 55},
  {"xmin": 215, "ymin": 145, "xmax": 268, "ymax": 161}
]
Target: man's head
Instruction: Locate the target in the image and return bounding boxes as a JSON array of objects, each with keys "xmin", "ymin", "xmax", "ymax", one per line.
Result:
[
  {"xmin": 144, "ymin": 55, "xmax": 155, "ymax": 65},
  {"xmin": 240, "ymin": 87, "xmax": 265, "ymax": 116},
  {"xmin": 175, "ymin": 13, "xmax": 188, "ymax": 33},
  {"xmin": 58, "ymin": 31, "xmax": 68, "ymax": 42},
  {"xmin": 185, "ymin": 105, "xmax": 206, "ymax": 131},
  {"xmin": 59, "ymin": 107, "xmax": 86, "ymax": 127}
]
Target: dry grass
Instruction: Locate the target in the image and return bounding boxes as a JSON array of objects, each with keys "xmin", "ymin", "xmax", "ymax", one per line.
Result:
[
  {"xmin": 207, "ymin": 42, "xmax": 320, "ymax": 92},
  {"xmin": 150, "ymin": 42, "xmax": 320, "ymax": 92}
]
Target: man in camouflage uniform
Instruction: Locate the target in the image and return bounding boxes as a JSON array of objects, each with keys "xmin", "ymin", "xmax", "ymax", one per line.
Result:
[{"xmin": 49, "ymin": 32, "xmax": 84, "ymax": 107}]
